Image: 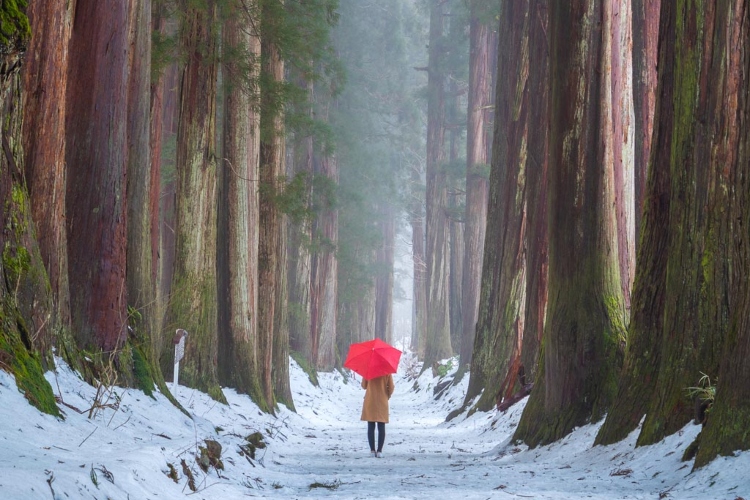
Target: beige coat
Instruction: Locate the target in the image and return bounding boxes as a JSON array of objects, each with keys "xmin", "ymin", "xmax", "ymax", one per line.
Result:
[{"xmin": 360, "ymin": 374, "xmax": 394, "ymax": 423}]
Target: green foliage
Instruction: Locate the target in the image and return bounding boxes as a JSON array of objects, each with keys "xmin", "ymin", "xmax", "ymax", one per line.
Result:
[
  {"xmin": 686, "ymin": 372, "xmax": 716, "ymax": 413},
  {"xmin": 0, "ymin": 0, "xmax": 30, "ymax": 48}
]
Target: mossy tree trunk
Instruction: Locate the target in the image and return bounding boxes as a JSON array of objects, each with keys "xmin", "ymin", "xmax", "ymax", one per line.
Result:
[
  {"xmin": 164, "ymin": 1, "xmax": 224, "ymax": 402},
  {"xmin": 464, "ymin": 0, "xmax": 529, "ymax": 413},
  {"xmin": 513, "ymin": 0, "xmax": 626, "ymax": 448},
  {"xmin": 459, "ymin": 3, "xmax": 492, "ymax": 370},
  {"xmin": 595, "ymin": 1, "xmax": 672, "ymax": 445},
  {"xmin": 124, "ymin": 0, "xmax": 163, "ymax": 395},
  {"xmin": 636, "ymin": 1, "xmax": 728, "ymax": 446},
  {"xmin": 520, "ymin": 0, "xmax": 549, "ymax": 386},
  {"xmin": 22, "ymin": 0, "xmax": 74, "ymax": 354},
  {"xmin": 65, "ymin": 0, "xmax": 132, "ymax": 354},
  {"xmin": 0, "ymin": 21, "xmax": 60, "ymax": 416},
  {"xmin": 216, "ymin": 2, "xmax": 267, "ymax": 409},
  {"xmin": 696, "ymin": 2, "xmax": 750, "ymax": 466},
  {"xmin": 423, "ymin": 0, "xmax": 452, "ymax": 369}
]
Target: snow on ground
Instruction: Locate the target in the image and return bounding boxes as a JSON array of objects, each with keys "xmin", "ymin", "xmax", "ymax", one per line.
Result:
[{"xmin": 0, "ymin": 351, "xmax": 748, "ymax": 499}]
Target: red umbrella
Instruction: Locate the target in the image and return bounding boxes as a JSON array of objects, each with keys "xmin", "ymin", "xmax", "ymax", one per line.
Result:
[{"xmin": 344, "ymin": 338, "xmax": 402, "ymax": 380}]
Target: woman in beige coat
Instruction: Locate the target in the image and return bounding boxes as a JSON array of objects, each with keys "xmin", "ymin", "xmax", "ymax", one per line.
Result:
[{"xmin": 360, "ymin": 374, "xmax": 394, "ymax": 457}]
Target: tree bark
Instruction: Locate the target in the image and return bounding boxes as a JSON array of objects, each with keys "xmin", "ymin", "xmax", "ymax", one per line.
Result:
[
  {"xmin": 1, "ymin": 31, "xmax": 59, "ymax": 415},
  {"xmin": 65, "ymin": 0, "xmax": 131, "ymax": 353},
  {"xmin": 410, "ymin": 164, "xmax": 427, "ymax": 357},
  {"xmin": 273, "ymin": 208, "xmax": 295, "ymax": 410},
  {"xmin": 164, "ymin": 1, "xmax": 224, "ymax": 402},
  {"xmin": 632, "ymin": 0, "xmax": 661, "ymax": 242},
  {"xmin": 520, "ymin": 0, "xmax": 549, "ymax": 385},
  {"xmin": 311, "ymin": 152, "xmax": 339, "ymax": 370},
  {"xmin": 696, "ymin": 1, "xmax": 750, "ymax": 467},
  {"xmin": 287, "ymin": 80, "xmax": 313, "ymax": 361},
  {"xmin": 375, "ymin": 203, "xmax": 395, "ymax": 343},
  {"xmin": 259, "ymin": 21, "xmax": 285, "ymax": 405},
  {"xmin": 465, "ymin": 0, "xmax": 529, "ymax": 412},
  {"xmin": 459, "ymin": 7, "xmax": 492, "ymax": 369},
  {"xmin": 423, "ymin": 0, "xmax": 452, "ymax": 369},
  {"xmin": 217, "ymin": 6, "xmax": 267, "ymax": 409},
  {"xmin": 513, "ymin": 0, "xmax": 626, "ymax": 448},
  {"xmin": 610, "ymin": 0, "xmax": 636, "ymax": 311},
  {"xmin": 125, "ymin": 0, "xmax": 159, "ymax": 385},
  {"xmin": 22, "ymin": 0, "xmax": 73, "ymax": 348},
  {"xmin": 637, "ymin": 0, "xmax": 729, "ymax": 446}
]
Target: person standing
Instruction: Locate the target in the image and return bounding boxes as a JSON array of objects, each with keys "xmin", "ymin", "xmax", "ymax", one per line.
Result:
[{"xmin": 360, "ymin": 374, "xmax": 394, "ymax": 457}]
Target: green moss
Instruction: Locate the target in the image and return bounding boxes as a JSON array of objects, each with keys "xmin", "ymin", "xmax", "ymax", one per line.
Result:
[
  {"xmin": 0, "ymin": 322, "xmax": 60, "ymax": 417},
  {"xmin": 132, "ymin": 345, "xmax": 155, "ymax": 397},
  {"xmin": 0, "ymin": 0, "xmax": 29, "ymax": 48}
]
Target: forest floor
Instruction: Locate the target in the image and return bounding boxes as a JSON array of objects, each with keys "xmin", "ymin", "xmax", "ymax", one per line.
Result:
[{"xmin": 0, "ymin": 350, "xmax": 748, "ymax": 499}]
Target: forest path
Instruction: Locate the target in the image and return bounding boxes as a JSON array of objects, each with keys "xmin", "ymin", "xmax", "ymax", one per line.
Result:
[
  {"xmin": 242, "ymin": 360, "xmax": 712, "ymax": 499},
  {"xmin": 269, "ymin": 367, "xmax": 512, "ymax": 499}
]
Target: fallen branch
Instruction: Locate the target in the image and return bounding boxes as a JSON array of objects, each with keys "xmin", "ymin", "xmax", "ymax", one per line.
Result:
[{"xmin": 79, "ymin": 426, "xmax": 98, "ymax": 447}]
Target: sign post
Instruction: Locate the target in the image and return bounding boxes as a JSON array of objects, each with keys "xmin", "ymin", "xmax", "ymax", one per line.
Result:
[{"xmin": 173, "ymin": 329, "xmax": 188, "ymax": 391}]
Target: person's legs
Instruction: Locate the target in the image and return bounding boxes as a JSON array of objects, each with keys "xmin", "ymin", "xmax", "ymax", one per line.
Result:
[
  {"xmin": 367, "ymin": 422, "xmax": 376, "ymax": 452},
  {"xmin": 376, "ymin": 422, "xmax": 386, "ymax": 453}
]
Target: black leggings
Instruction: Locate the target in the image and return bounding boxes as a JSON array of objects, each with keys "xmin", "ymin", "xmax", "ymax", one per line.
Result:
[{"xmin": 367, "ymin": 421, "xmax": 386, "ymax": 452}]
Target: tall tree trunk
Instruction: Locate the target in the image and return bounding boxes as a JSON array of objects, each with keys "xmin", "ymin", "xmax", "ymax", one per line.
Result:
[
  {"xmin": 149, "ymin": 7, "xmax": 170, "ymax": 366},
  {"xmin": 632, "ymin": 0, "xmax": 660, "ymax": 242},
  {"xmin": 126, "ymin": 0, "xmax": 160, "ymax": 390},
  {"xmin": 465, "ymin": 0, "xmax": 529, "ymax": 412},
  {"xmin": 65, "ymin": 0, "xmax": 131, "ymax": 353},
  {"xmin": 217, "ymin": 7, "xmax": 267, "ymax": 409},
  {"xmin": 459, "ymin": 6, "xmax": 492, "ymax": 369},
  {"xmin": 410, "ymin": 164, "xmax": 427, "ymax": 356},
  {"xmin": 595, "ymin": 1, "xmax": 672, "ymax": 445},
  {"xmin": 637, "ymin": 0, "xmax": 729, "ymax": 446},
  {"xmin": 273, "ymin": 209, "xmax": 295, "ymax": 410},
  {"xmin": 259, "ymin": 21, "xmax": 285, "ymax": 406},
  {"xmin": 520, "ymin": 0, "xmax": 549, "ymax": 384},
  {"xmin": 514, "ymin": 0, "xmax": 626, "ymax": 448},
  {"xmin": 22, "ymin": 0, "xmax": 74, "ymax": 352},
  {"xmin": 696, "ymin": 1, "xmax": 750, "ymax": 466},
  {"xmin": 157, "ymin": 61, "xmax": 180, "ymax": 340},
  {"xmin": 447, "ymin": 78, "xmax": 463, "ymax": 352},
  {"xmin": 287, "ymin": 80, "xmax": 313, "ymax": 360},
  {"xmin": 423, "ymin": 0, "xmax": 452, "ymax": 369},
  {"xmin": 164, "ymin": 2, "xmax": 224, "ymax": 402},
  {"xmin": 610, "ymin": 0, "xmax": 636, "ymax": 311},
  {"xmin": 311, "ymin": 151, "xmax": 339, "ymax": 370},
  {"xmin": 1, "ymin": 27, "xmax": 60, "ymax": 415},
  {"xmin": 375, "ymin": 204, "xmax": 395, "ymax": 343}
]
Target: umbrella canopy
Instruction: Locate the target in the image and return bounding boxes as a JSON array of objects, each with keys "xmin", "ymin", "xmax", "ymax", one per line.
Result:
[{"xmin": 344, "ymin": 338, "xmax": 402, "ymax": 380}]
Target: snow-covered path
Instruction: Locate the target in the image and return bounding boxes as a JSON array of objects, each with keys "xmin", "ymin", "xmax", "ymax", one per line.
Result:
[{"xmin": 1, "ymin": 354, "xmax": 749, "ymax": 499}]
